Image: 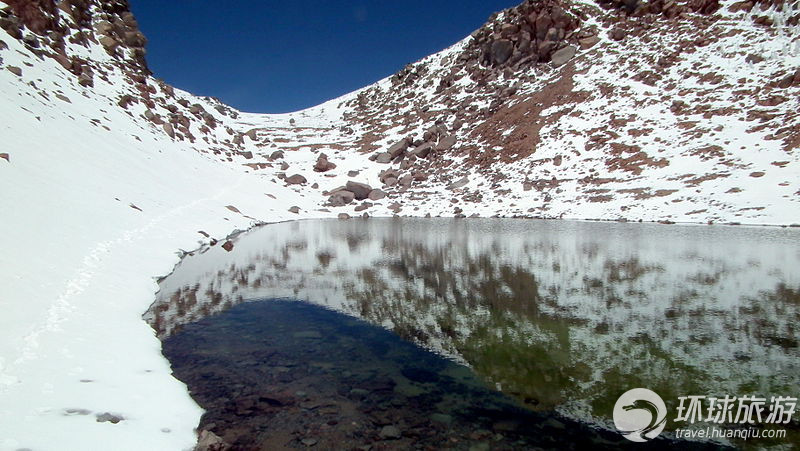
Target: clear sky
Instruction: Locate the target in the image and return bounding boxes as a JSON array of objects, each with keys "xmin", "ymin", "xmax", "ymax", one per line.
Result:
[{"xmin": 129, "ymin": 1, "xmax": 520, "ymax": 113}]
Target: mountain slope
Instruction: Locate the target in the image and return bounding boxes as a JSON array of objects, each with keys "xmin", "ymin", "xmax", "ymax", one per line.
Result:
[{"xmin": 0, "ymin": 0, "xmax": 798, "ymax": 449}]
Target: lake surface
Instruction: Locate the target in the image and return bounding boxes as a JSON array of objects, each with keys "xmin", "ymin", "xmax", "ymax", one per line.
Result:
[{"xmin": 146, "ymin": 218, "xmax": 800, "ymax": 449}]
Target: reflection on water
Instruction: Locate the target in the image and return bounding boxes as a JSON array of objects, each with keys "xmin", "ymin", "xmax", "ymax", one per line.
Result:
[
  {"xmin": 164, "ymin": 300, "xmax": 691, "ymax": 449},
  {"xmin": 147, "ymin": 218, "xmax": 800, "ymax": 446}
]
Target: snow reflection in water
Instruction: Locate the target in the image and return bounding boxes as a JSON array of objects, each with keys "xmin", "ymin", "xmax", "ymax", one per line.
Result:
[{"xmin": 147, "ymin": 218, "xmax": 800, "ymax": 445}]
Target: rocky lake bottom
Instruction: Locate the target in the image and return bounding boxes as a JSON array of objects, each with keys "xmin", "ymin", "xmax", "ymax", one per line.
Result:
[{"xmin": 163, "ymin": 299, "xmax": 731, "ymax": 450}]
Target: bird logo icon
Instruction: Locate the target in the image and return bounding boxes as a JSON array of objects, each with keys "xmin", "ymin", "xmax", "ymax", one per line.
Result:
[{"xmin": 613, "ymin": 388, "xmax": 668, "ymax": 442}]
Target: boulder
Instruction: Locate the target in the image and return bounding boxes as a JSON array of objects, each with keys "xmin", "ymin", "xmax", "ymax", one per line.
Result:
[
  {"xmin": 379, "ymin": 169, "xmax": 400, "ymax": 183},
  {"xmin": 345, "ymin": 181, "xmax": 372, "ymax": 200},
  {"xmin": 6, "ymin": 66, "xmax": 22, "ymax": 76},
  {"xmin": 491, "ymin": 39, "xmax": 514, "ymax": 65},
  {"xmin": 446, "ymin": 176, "xmax": 469, "ymax": 190},
  {"xmin": 375, "ymin": 152, "xmax": 393, "ymax": 164},
  {"xmin": 387, "ymin": 138, "xmax": 411, "ymax": 159},
  {"xmin": 22, "ymin": 34, "xmax": 39, "ymax": 48},
  {"xmin": 286, "ymin": 174, "xmax": 307, "ymax": 185},
  {"xmin": 123, "ymin": 31, "xmax": 146, "ymax": 48},
  {"xmin": 412, "ymin": 171, "xmax": 428, "ymax": 181},
  {"xmin": 551, "ymin": 45, "xmax": 577, "ymax": 67},
  {"xmin": 95, "ymin": 20, "xmax": 113, "ymax": 36},
  {"xmin": 288, "ymin": 206, "xmax": 300, "ymax": 214},
  {"xmin": 579, "ymin": 36, "xmax": 600, "ymax": 49},
  {"xmin": 270, "ymin": 150, "xmax": 284, "ymax": 160},
  {"xmin": 411, "ymin": 142, "xmax": 433, "ymax": 158},
  {"xmin": 610, "ymin": 27, "xmax": 626, "ymax": 41},
  {"xmin": 368, "ymin": 189, "xmax": 386, "ymax": 200},
  {"xmin": 435, "ymin": 135, "xmax": 457, "ymax": 151},
  {"xmin": 313, "ymin": 153, "xmax": 336, "ymax": 172},
  {"xmin": 328, "ymin": 190, "xmax": 355, "ymax": 206},
  {"xmin": 99, "ymin": 36, "xmax": 119, "ymax": 52},
  {"xmin": 78, "ymin": 73, "xmax": 93, "ymax": 87},
  {"xmin": 163, "ymin": 123, "xmax": 175, "ymax": 139},
  {"xmin": 398, "ymin": 174, "xmax": 413, "ymax": 189}
]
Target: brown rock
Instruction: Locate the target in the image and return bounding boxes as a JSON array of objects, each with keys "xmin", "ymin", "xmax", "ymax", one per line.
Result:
[
  {"xmin": 288, "ymin": 206, "xmax": 300, "ymax": 214},
  {"xmin": 745, "ymin": 54, "xmax": 765, "ymax": 64},
  {"xmin": 534, "ymin": 15, "xmax": 552, "ymax": 40},
  {"xmin": 610, "ymin": 27, "xmax": 626, "ymax": 41},
  {"xmin": 368, "ymin": 189, "xmax": 386, "ymax": 200},
  {"xmin": 447, "ymin": 176, "xmax": 469, "ymax": 190},
  {"xmin": 163, "ymin": 123, "xmax": 175, "ymax": 139},
  {"xmin": 78, "ymin": 73, "xmax": 93, "ymax": 87},
  {"xmin": 313, "ymin": 153, "xmax": 336, "ymax": 172},
  {"xmin": 579, "ymin": 35, "xmax": 600, "ymax": 49},
  {"xmin": 379, "ymin": 169, "xmax": 400, "ymax": 183},
  {"xmin": 99, "ymin": 36, "xmax": 119, "ymax": 52},
  {"xmin": 728, "ymin": 0, "xmax": 753, "ymax": 11},
  {"xmin": 0, "ymin": 153, "xmax": 9, "ymax": 162},
  {"xmin": 328, "ymin": 190, "xmax": 355, "ymax": 206},
  {"xmin": 354, "ymin": 202, "xmax": 373, "ymax": 212},
  {"xmin": 398, "ymin": 174, "xmax": 413, "ymax": 189},
  {"xmin": 491, "ymin": 39, "xmax": 514, "ymax": 65},
  {"xmin": 123, "ymin": 31, "xmax": 146, "ymax": 48},
  {"xmin": 118, "ymin": 95, "xmax": 134, "ymax": 109},
  {"xmin": 435, "ymin": 135, "xmax": 457, "ymax": 151},
  {"xmin": 412, "ymin": 171, "xmax": 428, "ymax": 181},
  {"xmin": 551, "ymin": 45, "xmax": 577, "ymax": 67},
  {"xmin": 95, "ymin": 20, "xmax": 113, "ymax": 36},
  {"xmin": 387, "ymin": 138, "xmax": 411, "ymax": 159},
  {"xmin": 286, "ymin": 174, "xmax": 307, "ymax": 185},
  {"xmin": 345, "ymin": 181, "xmax": 372, "ymax": 200},
  {"xmin": 411, "ymin": 142, "xmax": 433, "ymax": 158},
  {"xmin": 222, "ymin": 241, "xmax": 234, "ymax": 252},
  {"xmin": 538, "ymin": 40, "xmax": 556, "ymax": 57},
  {"xmin": 7, "ymin": 66, "xmax": 22, "ymax": 76}
]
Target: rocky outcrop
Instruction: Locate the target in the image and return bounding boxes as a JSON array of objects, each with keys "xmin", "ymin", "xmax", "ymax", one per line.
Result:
[
  {"xmin": 596, "ymin": 0, "xmax": 720, "ymax": 16},
  {"xmin": 461, "ymin": 0, "xmax": 585, "ymax": 69},
  {"xmin": 0, "ymin": 0, "xmax": 150, "ymax": 79}
]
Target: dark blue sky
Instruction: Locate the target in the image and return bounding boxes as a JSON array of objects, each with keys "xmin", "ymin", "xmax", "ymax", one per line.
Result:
[{"xmin": 130, "ymin": 1, "xmax": 520, "ymax": 113}]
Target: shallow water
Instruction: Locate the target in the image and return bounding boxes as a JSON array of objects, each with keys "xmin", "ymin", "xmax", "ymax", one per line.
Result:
[{"xmin": 147, "ymin": 218, "xmax": 800, "ymax": 448}]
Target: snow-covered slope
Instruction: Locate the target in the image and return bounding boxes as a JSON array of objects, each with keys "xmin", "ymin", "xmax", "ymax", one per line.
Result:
[{"xmin": 0, "ymin": 0, "xmax": 798, "ymax": 449}]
